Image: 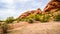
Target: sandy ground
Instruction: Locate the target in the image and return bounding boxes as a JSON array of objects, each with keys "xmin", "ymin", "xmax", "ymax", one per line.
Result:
[
  {"xmin": 7, "ymin": 21, "xmax": 60, "ymax": 34},
  {"xmin": 0, "ymin": 26, "xmax": 3, "ymax": 34}
]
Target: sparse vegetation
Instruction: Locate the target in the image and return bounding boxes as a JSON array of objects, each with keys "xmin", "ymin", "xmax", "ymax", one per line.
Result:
[
  {"xmin": 1, "ymin": 23, "xmax": 8, "ymax": 33},
  {"xmin": 54, "ymin": 14, "xmax": 60, "ymax": 21},
  {"xmin": 0, "ymin": 9, "xmax": 60, "ymax": 24},
  {"xmin": 5, "ymin": 17, "xmax": 15, "ymax": 24},
  {"xmin": 18, "ymin": 14, "xmax": 51, "ymax": 23},
  {"xmin": 18, "ymin": 9, "xmax": 60, "ymax": 23},
  {"xmin": 18, "ymin": 14, "xmax": 35, "ymax": 23}
]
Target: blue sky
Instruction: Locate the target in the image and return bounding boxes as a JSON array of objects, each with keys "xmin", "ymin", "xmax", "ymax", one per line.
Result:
[{"xmin": 0, "ymin": 0, "xmax": 50, "ymax": 20}]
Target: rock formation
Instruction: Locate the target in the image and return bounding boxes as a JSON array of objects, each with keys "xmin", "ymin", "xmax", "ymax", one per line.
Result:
[
  {"xmin": 19, "ymin": 0, "xmax": 60, "ymax": 18},
  {"xmin": 43, "ymin": 0, "xmax": 60, "ymax": 12},
  {"xmin": 19, "ymin": 8, "xmax": 41, "ymax": 18}
]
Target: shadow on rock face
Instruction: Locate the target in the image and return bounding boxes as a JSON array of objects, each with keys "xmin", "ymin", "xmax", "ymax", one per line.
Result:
[{"xmin": 51, "ymin": 0, "xmax": 60, "ymax": 2}]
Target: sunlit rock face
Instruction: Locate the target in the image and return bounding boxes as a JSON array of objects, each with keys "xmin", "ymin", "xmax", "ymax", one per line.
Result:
[
  {"xmin": 19, "ymin": 0, "xmax": 60, "ymax": 18},
  {"xmin": 43, "ymin": 0, "xmax": 60, "ymax": 12},
  {"xmin": 18, "ymin": 8, "xmax": 42, "ymax": 18},
  {"xmin": 51, "ymin": 0, "xmax": 60, "ymax": 2}
]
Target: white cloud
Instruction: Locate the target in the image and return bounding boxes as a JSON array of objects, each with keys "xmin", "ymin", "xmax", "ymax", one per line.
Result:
[
  {"xmin": 15, "ymin": 0, "xmax": 42, "ymax": 10},
  {"xmin": 0, "ymin": 0, "xmax": 14, "ymax": 4},
  {"xmin": 18, "ymin": 0, "xmax": 31, "ymax": 2},
  {"xmin": 0, "ymin": 0, "xmax": 15, "ymax": 9},
  {"xmin": 0, "ymin": 9, "xmax": 17, "ymax": 19},
  {"xmin": 0, "ymin": 0, "xmax": 50, "ymax": 20},
  {"xmin": 14, "ymin": 0, "xmax": 34, "ymax": 4},
  {"xmin": 30, "ymin": 1, "xmax": 42, "ymax": 8}
]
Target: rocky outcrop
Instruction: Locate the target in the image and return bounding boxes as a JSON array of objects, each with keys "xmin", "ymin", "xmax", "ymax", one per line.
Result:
[
  {"xmin": 19, "ymin": 0, "xmax": 60, "ymax": 18},
  {"xmin": 18, "ymin": 8, "xmax": 42, "ymax": 18},
  {"xmin": 43, "ymin": 0, "xmax": 60, "ymax": 12}
]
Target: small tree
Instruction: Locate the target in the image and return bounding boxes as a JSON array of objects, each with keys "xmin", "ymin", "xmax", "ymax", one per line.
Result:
[{"xmin": 5, "ymin": 17, "xmax": 14, "ymax": 24}]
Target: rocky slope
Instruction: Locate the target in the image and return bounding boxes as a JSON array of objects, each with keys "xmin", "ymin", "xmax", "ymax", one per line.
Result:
[
  {"xmin": 43, "ymin": 0, "xmax": 60, "ymax": 12},
  {"xmin": 19, "ymin": 0, "xmax": 60, "ymax": 19},
  {"xmin": 19, "ymin": 8, "xmax": 42, "ymax": 18}
]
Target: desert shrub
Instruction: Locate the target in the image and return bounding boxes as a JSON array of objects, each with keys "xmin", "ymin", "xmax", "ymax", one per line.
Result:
[
  {"xmin": 27, "ymin": 18, "xmax": 34, "ymax": 23},
  {"xmin": 20, "ymin": 14, "xmax": 35, "ymax": 23},
  {"xmin": 19, "ymin": 14, "xmax": 51, "ymax": 23},
  {"xmin": 1, "ymin": 23, "xmax": 8, "ymax": 33},
  {"xmin": 36, "ymin": 14, "xmax": 50, "ymax": 22},
  {"xmin": 18, "ymin": 18, "xmax": 34, "ymax": 23},
  {"xmin": 16, "ymin": 18, "xmax": 28, "ymax": 23},
  {"xmin": 51, "ymin": 8, "xmax": 60, "ymax": 21},
  {"xmin": 5, "ymin": 17, "xmax": 14, "ymax": 24},
  {"xmin": 54, "ymin": 14, "xmax": 60, "ymax": 21},
  {"xmin": 20, "ymin": 18, "xmax": 28, "ymax": 21},
  {"xmin": 0, "ymin": 23, "xmax": 1, "ymax": 26},
  {"xmin": 16, "ymin": 18, "xmax": 21, "ymax": 22},
  {"xmin": 35, "ymin": 14, "xmax": 42, "ymax": 21}
]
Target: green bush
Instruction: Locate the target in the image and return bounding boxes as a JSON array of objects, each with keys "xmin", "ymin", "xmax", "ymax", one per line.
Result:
[
  {"xmin": 27, "ymin": 18, "xmax": 34, "ymax": 23},
  {"xmin": 19, "ymin": 14, "xmax": 35, "ymax": 23},
  {"xmin": 54, "ymin": 14, "xmax": 60, "ymax": 21},
  {"xmin": 19, "ymin": 14, "xmax": 51, "ymax": 23},
  {"xmin": 0, "ymin": 23, "xmax": 1, "ymax": 26},
  {"xmin": 35, "ymin": 14, "xmax": 42, "ymax": 21},
  {"xmin": 5, "ymin": 17, "xmax": 14, "ymax": 24},
  {"xmin": 1, "ymin": 23, "xmax": 8, "ymax": 33},
  {"xmin": 35, "ymin": 14, "xmax": 50, "ymax": 22}
]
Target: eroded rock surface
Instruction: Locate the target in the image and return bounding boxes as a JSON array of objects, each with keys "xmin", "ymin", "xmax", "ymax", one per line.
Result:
[
  {"xmin": 18, "ymin": 8, "xmax": 41, "ymax": 18},
  {"xmin": 44, "ymin": 0, "xmax": 60, "ymax": 12}
]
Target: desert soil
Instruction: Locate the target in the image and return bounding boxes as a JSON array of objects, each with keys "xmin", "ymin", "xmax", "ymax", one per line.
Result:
[{"xmin": 6, "ymin": 21, "xmax": 60, "ymax": 34}]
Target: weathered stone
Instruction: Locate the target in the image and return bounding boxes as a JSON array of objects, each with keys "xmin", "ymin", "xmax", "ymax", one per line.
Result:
[
  {"xmin": 43, "ymin": 0, "xmax": 60, "ymax": 12},
  {"xmin": 18, "ymin": 8, "xmax": 41, "ymax": 18}
]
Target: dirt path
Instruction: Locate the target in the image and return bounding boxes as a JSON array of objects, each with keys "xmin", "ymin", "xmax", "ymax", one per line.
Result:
[{"xmin": 7, "ymin": 22, "xmax": 60, "ymax": 34}]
